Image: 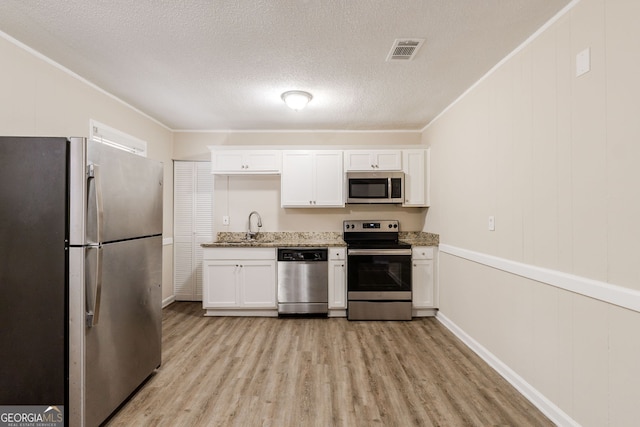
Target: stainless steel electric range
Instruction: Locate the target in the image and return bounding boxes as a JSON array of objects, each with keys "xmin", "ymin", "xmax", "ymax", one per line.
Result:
[{"xmin": 343, "ymin": 220, "xmax": 412, "ymax": 320}]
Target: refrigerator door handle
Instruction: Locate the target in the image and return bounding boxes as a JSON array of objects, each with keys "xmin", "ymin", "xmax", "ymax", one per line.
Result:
[
  {"xmin": 87, "ymin": 163, "xmax": 104, "ymax": 244},
  {"xmin": 86, "ymin": 245, "xmax": 103, "ymax": 327}
]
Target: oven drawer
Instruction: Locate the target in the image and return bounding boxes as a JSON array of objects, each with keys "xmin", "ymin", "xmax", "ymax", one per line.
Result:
[
  {"xmin": 348, "ymin": 291, "xmax": 411, "ymax": 301},
  {"xmin": 348, "ymin": 301, "xmax": 412, "ymax": 321}
]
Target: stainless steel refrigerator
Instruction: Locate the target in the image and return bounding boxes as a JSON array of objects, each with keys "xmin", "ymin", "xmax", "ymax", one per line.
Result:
[{"xmin": 0, "ymin": 136, "xmax": 163, "ymax": 426}]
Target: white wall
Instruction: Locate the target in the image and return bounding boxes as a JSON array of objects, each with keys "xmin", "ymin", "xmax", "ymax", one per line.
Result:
[
  {"xmin": 423, "ymin": 0, "xmax": 640, "ymax": 425},
  {"xmin": 174, "ymin": 131, "xmax": 428, "ymax": 233},
  {"xmin": 0, "ymin": 32, "xmax": 175, "ymax": 302}
]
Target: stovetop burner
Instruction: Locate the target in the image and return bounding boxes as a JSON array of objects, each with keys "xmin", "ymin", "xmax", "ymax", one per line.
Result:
[{"xmin": 343, "ymin": 220, "xmax": 407, "ymax": 248}]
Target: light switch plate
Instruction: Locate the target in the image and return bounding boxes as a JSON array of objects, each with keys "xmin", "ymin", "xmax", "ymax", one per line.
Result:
[
  {"xmin": 223, "ymin": 215, "xmax": 230, "ymax": 225},
  {"xmin": 576, "ymin": 48, "xmax": 590, "ymax": 77},
  {"xmin": 488, "ymin": 216, "xmax": 495, "ymax": 231}
]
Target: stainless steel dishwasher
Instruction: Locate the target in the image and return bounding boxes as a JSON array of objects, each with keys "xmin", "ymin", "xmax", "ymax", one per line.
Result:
[{"xmin": 277, "ymin": 248, "xmax": 328, "ymax": 315}]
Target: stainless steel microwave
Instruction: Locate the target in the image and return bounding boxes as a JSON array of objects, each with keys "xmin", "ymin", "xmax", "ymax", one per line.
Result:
[{"xmin": 346, "ymin": 172, "xmax": 404, "ymax": 204}]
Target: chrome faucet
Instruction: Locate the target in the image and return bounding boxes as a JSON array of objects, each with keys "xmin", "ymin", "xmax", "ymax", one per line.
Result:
[{"xmin": 246, "ymin": 211, "xmax": 262, "ymax": 240}]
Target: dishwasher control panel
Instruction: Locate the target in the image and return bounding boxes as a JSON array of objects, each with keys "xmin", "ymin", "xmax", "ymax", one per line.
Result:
[{"xmin": 278, "ymin": 248, "xmax": 328, "ymax": 262}]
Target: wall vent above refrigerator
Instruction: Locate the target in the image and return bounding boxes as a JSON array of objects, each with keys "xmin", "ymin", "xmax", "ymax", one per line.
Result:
[{"xmin": 386, "ymin": 38, "xmax": 425, "ymax": 61}]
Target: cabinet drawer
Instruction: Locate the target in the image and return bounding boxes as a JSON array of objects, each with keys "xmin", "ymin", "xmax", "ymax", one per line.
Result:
[
  {"xmin": 328, "ymin": 248, "xmax": 346, "ymax": 260},
  {"xmin": 412, "ymin": 246, "xmax": 434, "ymax": 260},
  {"xmin": 203, "ymin": 247, "xmax": 276, "ymax": 260}
]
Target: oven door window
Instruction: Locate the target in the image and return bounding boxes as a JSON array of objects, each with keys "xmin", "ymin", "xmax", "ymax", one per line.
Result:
[
  {"xmin": 348, "ymin": 254, "xmax": 411, "ymax": 292},
  {"xmin": 349, "ymin": 178, "xmax": 388, "ymax": 199}
]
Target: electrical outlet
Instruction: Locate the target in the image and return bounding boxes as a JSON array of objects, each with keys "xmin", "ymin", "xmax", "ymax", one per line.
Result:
[
  {"xmin": 222, "ymin": 216, "xmax": 230, "ymax": 225},
  {"xmin": 488, "ymin": 216, "xmax": 495, "ymax": 231}
]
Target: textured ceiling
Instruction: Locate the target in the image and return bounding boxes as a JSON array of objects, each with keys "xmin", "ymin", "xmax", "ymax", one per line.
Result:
[{"xmin": 0, "ymin": 0, "xmax": 572, "ymax": 131}]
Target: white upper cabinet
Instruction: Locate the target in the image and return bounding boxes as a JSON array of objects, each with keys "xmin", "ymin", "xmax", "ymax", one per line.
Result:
[
  {"xmin": 281, "ymin": 150, "xmax": 344, "ymax": 207},
  {"xmin": 344, "ymin": 149, "xmax": 402, "ymax": 171},
  {"xmin": 206, "ymin": 146, "xmax": 429, "ymax": 208},
  {"xmin": 402, "ymin": 148, "xmax": 430, "ymax": 207},
  {"xmin": 210, "ymin": 150, "xmax": 281, "ymax": 174}
]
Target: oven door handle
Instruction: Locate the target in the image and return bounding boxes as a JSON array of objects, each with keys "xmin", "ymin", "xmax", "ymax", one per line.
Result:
[{"xmin": 348, "ymin": 249, "xmax": 412, "ymax": 256}]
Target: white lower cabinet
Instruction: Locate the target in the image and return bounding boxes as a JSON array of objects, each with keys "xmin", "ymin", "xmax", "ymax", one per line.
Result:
[
  {"xmin": 412, "ymin": 246, "xmax": 438, "ymax": 316},
  {"xmin": 203, "ymin": 248, "xmax": 277, "ymax": 316},
  {"xmin": 328, "ymin": 248, "xmax": 347, "ymax": 316}
]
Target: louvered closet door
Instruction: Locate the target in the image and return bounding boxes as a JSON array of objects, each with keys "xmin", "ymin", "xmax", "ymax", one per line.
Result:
[
  {"xmin": 173, "ymin": 161, "xmax": 213, "ymax": 301},
  {"xmin": 193, "ymin": 162, "xmax": 213, "ymax": 299}
]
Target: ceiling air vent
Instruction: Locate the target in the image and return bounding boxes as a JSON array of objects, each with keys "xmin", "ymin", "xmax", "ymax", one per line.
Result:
[{"xmin": 386, "ymin": 38, "xmax": 425, "ymax": 61}]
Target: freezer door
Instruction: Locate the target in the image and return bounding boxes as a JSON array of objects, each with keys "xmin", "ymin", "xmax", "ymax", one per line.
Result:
[
  {"xmin": 84, "ymin": 236, "xmax": 162, "ymax": 427},
  {"xmin": 86, "ymin": 139, "xmax": 163, "ymax": 243}
]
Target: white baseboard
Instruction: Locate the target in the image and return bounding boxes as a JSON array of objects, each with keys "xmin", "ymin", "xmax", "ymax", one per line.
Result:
[
  {"xmin": 162, "ymin": 295, "xmax": 176, "ymax": 308},
  {"xmin": 328, "ymin": 309, "xmax": 347, "ymax": 318},
  {"xmin": 204, "ymin": 309, "xmax": 278, "ymax": 317},
  {"xmin": 412, "ymin": 307, "xmax": 438, "ymax": 317},
  {"xmin": 436, "ymin": 312, "xmax": 579, "ymax": 427}
]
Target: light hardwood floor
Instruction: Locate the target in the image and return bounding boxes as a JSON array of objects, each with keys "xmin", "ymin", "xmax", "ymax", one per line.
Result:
[{"xmin": 105, "ymin": 303, "xmax": 553, "ymax": 426}]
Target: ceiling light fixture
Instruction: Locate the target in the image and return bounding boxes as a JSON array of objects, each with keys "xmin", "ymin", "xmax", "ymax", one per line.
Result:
[{"xmin": 281, "ymin": 90, "xmax": 313, "ymax": 111}]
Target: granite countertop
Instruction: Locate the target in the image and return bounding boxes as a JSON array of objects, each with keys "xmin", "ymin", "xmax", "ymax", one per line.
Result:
[
  {"xmin": 202, "ymin": 231, "xmax": 439, "ymax": 248},
  {"xmin": 201, "ymin": 232, "xmax": 346, "ymax": 248},
  {"xmin": 398, "ymin": 231, "xmax": 440, "ymax": 247}
]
